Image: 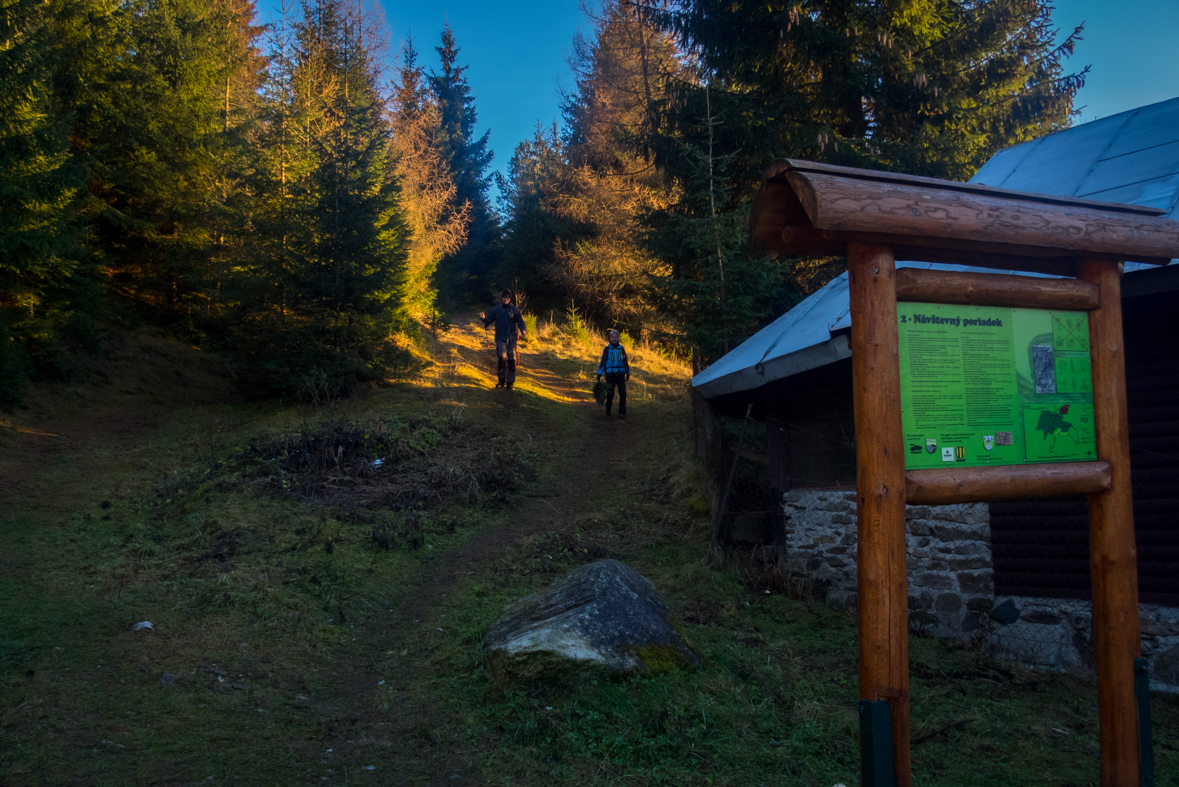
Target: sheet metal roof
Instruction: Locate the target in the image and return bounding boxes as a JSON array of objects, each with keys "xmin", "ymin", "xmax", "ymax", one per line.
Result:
[{"xmin": 693, "ymin": 96, "xmax": 1179, "ymax": 400}]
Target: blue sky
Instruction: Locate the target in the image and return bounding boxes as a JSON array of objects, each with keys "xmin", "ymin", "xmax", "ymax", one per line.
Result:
[
  {"xmin": 255, "ymin": 0, "xmax": 1179, "ymax": 189},
  {"xmin": 1053, "ymin": 0, "xmax": 1179, "ymax": 123}
]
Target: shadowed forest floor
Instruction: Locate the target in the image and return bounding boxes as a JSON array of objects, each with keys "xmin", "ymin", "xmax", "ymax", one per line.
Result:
[{"xmin": 2, "ymin": 316, "xmax": 1177, "ymax": 786}]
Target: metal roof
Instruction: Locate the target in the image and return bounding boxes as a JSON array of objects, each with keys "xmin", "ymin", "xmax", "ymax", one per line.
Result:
[{"xmin": 693, "ymin": 96, "xmax": 1179, "ymax": 401}]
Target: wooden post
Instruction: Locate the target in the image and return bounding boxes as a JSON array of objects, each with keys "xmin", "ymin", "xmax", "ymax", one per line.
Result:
[
  {"xmin": 1078, "ymin": 259, "xmax": 1142, "ymax": 786},
  {"xmin": 848, "ymin": 242, "xmax": 910, "ymax": 786}
]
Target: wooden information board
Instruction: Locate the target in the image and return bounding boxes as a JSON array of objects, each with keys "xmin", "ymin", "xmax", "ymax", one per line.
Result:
[
  {"xmin": 898, "ymin": 302, "xmax": 1096, "ymax": 469},
  {"xmin": 746, "ymin": 159, "xmax": 1179, "ymax": 787}
]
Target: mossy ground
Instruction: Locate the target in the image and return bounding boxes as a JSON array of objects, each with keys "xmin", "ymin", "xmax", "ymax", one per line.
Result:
[{"xmin": 1, "ymin": 315, "xmax": 1176, "ymax": 786}]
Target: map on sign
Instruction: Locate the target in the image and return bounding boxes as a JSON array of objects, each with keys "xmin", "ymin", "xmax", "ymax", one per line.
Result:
[{"xmin": 898, "ymin": 303, "xmax": 1096, "ymax": 470}]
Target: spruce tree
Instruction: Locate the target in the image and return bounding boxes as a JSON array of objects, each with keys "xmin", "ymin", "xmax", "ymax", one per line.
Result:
[
  {"xmin": 429, "ymin": 24, "xmax": 496, "ymax": 305},
  {"xmin": 635, "ymin": 0, "xmax": 1085, "ymax": 362},
  {"xmin": 648, "ymin": 0, "xmax": 1086, "ymax": 187},
  {"xmin": 236, "ymin": 0, "xmax": 409, "ymax": 395},
  {"xmin": 52, "ymin": 0, "xmax": 266, "ymax": 327},
  {"xmin": 0, "ymin": 0, "xmax": 87, "ymax": 403},
  {"xmin": 495, "ymin": 123, "xmax": 571, "ymax": 310}
]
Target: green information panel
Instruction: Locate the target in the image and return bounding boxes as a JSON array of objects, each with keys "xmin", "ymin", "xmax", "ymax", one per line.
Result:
[{"xmin": 898, "ymin": 302, "xmax": 1096, "ymax": 470}]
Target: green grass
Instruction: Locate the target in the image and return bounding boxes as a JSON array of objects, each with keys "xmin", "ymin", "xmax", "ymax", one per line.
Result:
[{"xmin": 1, "ymin": 321, "xmax": 1177, "ymax": 786}]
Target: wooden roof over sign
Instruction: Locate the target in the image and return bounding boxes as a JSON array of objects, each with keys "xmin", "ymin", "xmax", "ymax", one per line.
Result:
[{"xmin": 749, "ymin": 159, "xmax": 1179, "ymax": 275}]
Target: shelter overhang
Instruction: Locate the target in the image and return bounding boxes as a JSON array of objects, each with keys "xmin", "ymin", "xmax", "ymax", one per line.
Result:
[{"xmin": 750, "ymin": 160, "xmax": 1179, "ymax": 273}]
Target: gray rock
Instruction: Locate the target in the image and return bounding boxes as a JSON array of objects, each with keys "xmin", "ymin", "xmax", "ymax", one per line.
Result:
[
  {"xmin": 1022, "ymin": 610, "xmax": 1063, "ymax": 625},
  {"xmin": 957, "ymin": 572, "xmax": 992, "ymax": 595},
  {"xmin": 991, "ymin": 599, "xmax": 1020, "ymax": 625},
  {"xmin": 935, "ymin": 593, "xmax": 963, "ymax": 613},
  {"xmin": 484, "ymin": 560, "xmax": 700, "ymax": 683},
  {"xmin": 159, "ymin": 672, "xmax": 176, "ymax": 686}
]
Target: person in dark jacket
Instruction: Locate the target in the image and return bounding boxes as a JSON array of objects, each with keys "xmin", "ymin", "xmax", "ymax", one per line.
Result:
[
  {"xmin": 480, "ymin": 291, "xmax": 527, "ymax": 389},
  {"xmin": 596, "ymin": 329, "xmax": 630, "ymax": 419}
]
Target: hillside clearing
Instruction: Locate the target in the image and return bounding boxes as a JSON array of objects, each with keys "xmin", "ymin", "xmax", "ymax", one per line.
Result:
[{"xmin": 1, "ymin": 316, "xmax": 1176, "ymax": 786}]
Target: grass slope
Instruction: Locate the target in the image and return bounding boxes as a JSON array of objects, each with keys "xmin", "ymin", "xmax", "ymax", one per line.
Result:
[{"xmin": 1, "ymin": 316, "xmax": 1176, "ymax": 786}]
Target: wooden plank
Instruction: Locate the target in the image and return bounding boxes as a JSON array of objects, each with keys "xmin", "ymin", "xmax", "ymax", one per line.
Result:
[
  {"xmin": 848, "ymin": 242, "xmax": 911, "ymax": 786},
  {"xmin": 781, "ymin": 169, "xmax": 1179, "ymax": 264},
  {"xmin": 895, "ymin": 268, "xmax": 1101, "ymax": 310},
  {"xmin": 904, "ymin": 461, "xmax": 1111, "ymax": 505},
  {"xmin": 767, "ymin": 226, "xmax": 1108, "ymax": 274},
  {"xmin": 1079, "ymin": 259, "xmax": 1142, "ymax": 787},
  {"xmin": 763, "ymin": 159, "xmax": 1166, "ymax": 217}
]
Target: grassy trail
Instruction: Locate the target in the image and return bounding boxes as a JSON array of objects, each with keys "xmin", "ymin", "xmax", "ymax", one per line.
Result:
[
  {"xmin": 0, "ymin": 315, "xmax": 695, "ymax": 785},
  {"xmin": 295, "ymin": 317, "xmax": 658, "ymax": 784},
  {"xmin": 2, "ymin": 318, "xmax": 1177, "ymax": 786}
]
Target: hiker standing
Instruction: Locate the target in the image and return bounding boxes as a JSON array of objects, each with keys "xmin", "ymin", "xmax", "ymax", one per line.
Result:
[
  {"xmin": 596, "ymin": 329, "xmax": 630, "ymax": 419},
  {"xmin": 480, "ymin": 291, "xmax": 527, "ymax": 389}
]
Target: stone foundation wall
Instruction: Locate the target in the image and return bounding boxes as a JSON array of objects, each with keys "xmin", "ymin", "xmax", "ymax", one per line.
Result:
[
  {"xmin": 986, "ymin": 597, "xmax": 1179, "ymax": 692},
  {"xmin": 781, "ymin": 488, "xmax": 1179, "ymax": 691}
]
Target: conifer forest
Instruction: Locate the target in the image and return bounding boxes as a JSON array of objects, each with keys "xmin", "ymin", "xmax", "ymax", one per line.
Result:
[{"xmin": 2, "ymin": 0, "xmax": 1086, "ymax": 402}]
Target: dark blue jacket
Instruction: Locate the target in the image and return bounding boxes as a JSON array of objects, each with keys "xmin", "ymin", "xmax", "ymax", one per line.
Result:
[
  {"xmin": 597, "ymin": 343, "xmax": 629, "ymax": 376},
  {"xmin": 481, "ymin": 303, "xmax": 526, "ymax": 341}
]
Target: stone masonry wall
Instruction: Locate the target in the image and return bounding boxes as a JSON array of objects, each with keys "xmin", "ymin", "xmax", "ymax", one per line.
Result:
[
  {"xmin": 781, "ymin": 488, "xmax": 1179, "ymax": 691},
  {"xmin": 781, "ymin": 489, "xmax": 992, "ymax": 640}
]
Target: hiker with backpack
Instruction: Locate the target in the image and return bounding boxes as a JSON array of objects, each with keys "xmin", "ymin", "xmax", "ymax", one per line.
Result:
[
  {"xmin": 479, "ymin": 291, "xmax": 527, "ymax": 389},
  {"xmin": 596, "ymin": 329, "xmax": 630, "ymax": 419}
]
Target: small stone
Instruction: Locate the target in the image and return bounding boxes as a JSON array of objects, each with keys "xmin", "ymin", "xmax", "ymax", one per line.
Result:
[
  {"xmin": 935, "ymin": 593, "xmax": 963, "ymax": 613},
  {"xmin": 914, "ymin": 572, "xmax": 953, "ymax": 591},
  {"xmin": 1022, "ymin": 610, "xmax": 1063, "ymax": 625},
  {"xmin": 957, "ymin": 572, "xmax": 993, "ymax": 595},
  {"xmin": 159, "ymin": 673, "xmax": 177, "ymax": 686},
  {"xmin": 991, "ymin": 599, "xmax": 1020, "ymax": 625},
  {"xmin": 966, "ymin": 597, "xmax": 993, "ymax": 613}
]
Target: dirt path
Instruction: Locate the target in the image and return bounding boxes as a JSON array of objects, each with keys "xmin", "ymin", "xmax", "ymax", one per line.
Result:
[
  {"xmin": 310, "ymin": 315, "xmax": 646, "ymax": 784},
  {"xmin": 1, "ymin": 314, "xmax": 657, "ymax": 786}
]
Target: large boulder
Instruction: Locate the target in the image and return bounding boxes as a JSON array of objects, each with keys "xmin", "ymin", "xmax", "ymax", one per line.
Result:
[{"xmin": 484, "ymin": 559, "xmax": 700, "ymax": 683}]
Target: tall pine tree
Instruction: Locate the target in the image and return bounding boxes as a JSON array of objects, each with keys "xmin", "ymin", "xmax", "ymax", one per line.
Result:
[
  {"xmin": 647, "ymin": 0, "xmax": 1086, "ymax": 187},
  {"xmin": 0, "ymin": 0, "xmax": 87, "ymax": 402},
  {"xmin": 236, "ymin": 0, "xmax": 410, "ymax": 395},
  {"xmin": 60, "ymin": 0, "xmax": 266, "ymax": 325},
  {"xmin": 429, "ymin": 24, "xmax": 496, "ymax": 306},
  {"xmin": 495, "ymin": 123, "xmax": 571, "ymax": 311},
  {"xmin": 636, "ymin": 0, "xmax": 1085, "ymax": 362}
]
